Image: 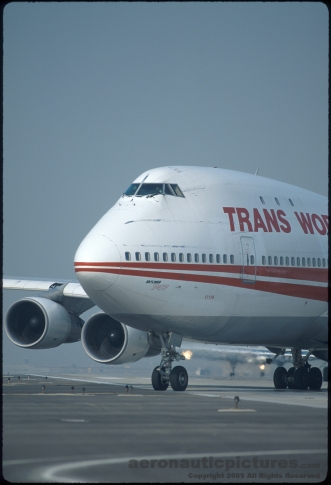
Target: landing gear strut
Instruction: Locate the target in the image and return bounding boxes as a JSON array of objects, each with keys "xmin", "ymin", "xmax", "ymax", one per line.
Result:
[
  {"xmin": 271, "ymin": 348, "xmax": 323, "ymax": 391},
  {"xmin": 151, "ymin": 332, "xmax": 188, "ymax": 392}
]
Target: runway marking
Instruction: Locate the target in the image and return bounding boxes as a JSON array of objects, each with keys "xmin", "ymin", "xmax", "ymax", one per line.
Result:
[
  {"xmin": 190, "ymin": 392, "xmax": 219, "ymax": 398},
  {"xmin": 3, "ymin": 449, "xmax": 327, "ymax": 467},
  {"xmin": 40, "ymin": 449, "xmax": 328, "ymax": 483},
  {"xmin": 117, "ymin": 394, "xmax": 144, "ymax": 396},
  {"xmin": 27, "ymin": 374, "xmax": 124, "ymax": 383},
  {"xmin": 60, "ymin": 419, "xmax": 88, "ymax": 423},
  {"xmin": 218, "ymin": 408, "xmax": 256, "ymax": 412},
  {"xmin": 2, "ymin": 393, "xmax": 96, "ymax": 396},
  {"xmin": 188, "ymin": 391, "xmax": 327, "ymax": 409}
]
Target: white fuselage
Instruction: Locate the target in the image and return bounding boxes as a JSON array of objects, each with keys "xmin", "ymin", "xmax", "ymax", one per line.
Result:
[{"xmin": 74, "ymin": 166, "xmax": 328, "ymax": 350}]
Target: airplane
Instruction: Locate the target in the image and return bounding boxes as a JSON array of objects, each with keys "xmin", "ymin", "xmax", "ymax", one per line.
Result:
[{"xmin": 4, "ymin": 166, "xmax": 328, "ymax": 392}]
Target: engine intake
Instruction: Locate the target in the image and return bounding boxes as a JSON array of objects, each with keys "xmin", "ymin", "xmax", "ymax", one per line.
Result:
[
  {"xmin": 82, "ymin": 313, "xmax": 156, "ymax": 364},
  {"xmin": 5, "ymin": 297, "xmax": 81, "ymax": 349}
]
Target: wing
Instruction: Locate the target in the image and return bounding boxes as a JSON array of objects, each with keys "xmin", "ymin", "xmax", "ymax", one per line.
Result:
[
  {"xmin": 3, "ymin": 277, "xmax": 88, "ymax": 297},
  {"xmin": 3, "ymin": 277, "xmax": 95, "ymax": 315}
]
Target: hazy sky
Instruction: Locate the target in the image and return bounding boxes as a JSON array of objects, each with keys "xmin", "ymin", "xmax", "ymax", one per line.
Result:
[{"xmin": 3, "ymin": 2, "xmax": 328, "ymax": 368}]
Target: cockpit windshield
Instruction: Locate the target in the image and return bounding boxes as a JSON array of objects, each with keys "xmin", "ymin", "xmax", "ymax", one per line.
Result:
[
  {"xmin": 137, "ymin": 184, "xmax": 163, "ymax": 196},
  {"xmin": 123, "ymin": 183, "xmax": 185, "ymax": 198},
  {"xmin": 124, "ymin": 183, "xmax": 140, "ymax": 196}
]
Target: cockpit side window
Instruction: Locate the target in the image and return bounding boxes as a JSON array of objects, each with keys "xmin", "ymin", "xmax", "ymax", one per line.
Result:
[
  {"xmin": 165, "ymin": 184, "xmax": 175, "ymax": 196},
  {"xmin": 170, "ymin": 184, "xmax": 185, "ymax": 197}
]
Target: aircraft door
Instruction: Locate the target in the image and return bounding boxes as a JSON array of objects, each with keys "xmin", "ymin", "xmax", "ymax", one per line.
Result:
[{"xmin": 240, "ymin": 236, "xmax": 256, "ymax": 283}]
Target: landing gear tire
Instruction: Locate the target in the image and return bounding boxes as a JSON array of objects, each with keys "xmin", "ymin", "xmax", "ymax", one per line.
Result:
[
  {"xmin": 170, "ymin": 366, "xmax": 188, "ymax": 391},
  {"xmin": 286, "ymin": 367, "xmax": 296, "ymax": 389},
  {"xmin": 273, "ymin": 366, "xmax": 287, "ymax": 389},
  {"xmin": 151, "ymin": 366, "xmax": 169, "ymax": 391},
  {"xmin": 294, "ymin": 367, "xmax": 309, "ymax": 390},
  {"xmin": 308, "ymin": 367, "xmax": 322, "ymax": 391}
]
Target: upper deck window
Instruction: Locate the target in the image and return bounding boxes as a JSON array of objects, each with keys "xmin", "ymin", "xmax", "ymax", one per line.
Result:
[{"xmin": 124, "ymin": 183, "xmax": 185, "ymax": 197}]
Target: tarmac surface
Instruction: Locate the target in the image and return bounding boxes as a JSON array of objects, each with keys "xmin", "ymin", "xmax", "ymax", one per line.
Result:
[{"xmin": 2, "ymin": 373, "xmax": 328, "ymax": 483}]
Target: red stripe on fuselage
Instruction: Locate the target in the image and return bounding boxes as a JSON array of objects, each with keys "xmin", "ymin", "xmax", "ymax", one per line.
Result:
[
  {"xmin": 74, "ymin": 265, "xmax": 327, "ymax": 301},
  {"xmin": 74, "ymin": 261, "xmax": 328, "ymax": 283}
]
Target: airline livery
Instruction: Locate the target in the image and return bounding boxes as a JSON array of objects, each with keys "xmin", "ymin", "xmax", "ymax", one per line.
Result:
[{"xmin": 4, "ymin": 166, "xmax": 328, "ymax": 391}]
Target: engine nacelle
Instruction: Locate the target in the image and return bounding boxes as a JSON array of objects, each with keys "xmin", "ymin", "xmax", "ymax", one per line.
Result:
[
  {"xmin": 82, "ymin": 313, "xmax": 157, "ymax": 365},
  {"xmin": 5, "ymin": 297, "xmax": 82, "ymax": 349}
]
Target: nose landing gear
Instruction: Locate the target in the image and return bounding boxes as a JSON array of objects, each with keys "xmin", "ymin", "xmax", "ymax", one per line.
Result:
[
  {"xmin": 151, "ymin": 332, "xmax": 188, "ymax": 392},
  {"xmin": 272, "ymin": 348, "xmax": 323, "ymax": 390}
]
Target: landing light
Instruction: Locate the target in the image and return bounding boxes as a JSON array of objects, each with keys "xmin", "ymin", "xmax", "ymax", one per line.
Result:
[
  {"xmin": 259, "ymin": 364, "xmax": 265, "ymax": 370},
  {"xmin": 182, "ymin": 350, "xmax": 193, "ymax": 360}
]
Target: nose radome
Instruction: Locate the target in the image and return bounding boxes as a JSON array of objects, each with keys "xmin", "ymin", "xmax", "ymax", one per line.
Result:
[{"xmin": 74, "ymin": 234, "xmax": 121, "ymax": 291}]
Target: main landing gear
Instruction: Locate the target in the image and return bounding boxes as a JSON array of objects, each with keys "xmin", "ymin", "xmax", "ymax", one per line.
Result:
[
  {"xmin": 272, "ymin": 348, "xmax": 323, "ymax": 391},
  {"xmin": 151, "ymin": 332, "xmax": 188, "ymax": 392}
]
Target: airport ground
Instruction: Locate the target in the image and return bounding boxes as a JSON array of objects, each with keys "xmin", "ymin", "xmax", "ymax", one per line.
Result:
[{"xmin": 2, "ymin": 372, "xmax": 327, "ymax": 483}]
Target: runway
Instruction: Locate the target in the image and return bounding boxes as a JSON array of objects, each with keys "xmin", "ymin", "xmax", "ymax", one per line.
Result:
[{"xmin": 3, "ymin": 374, "xmax": 327, "ymax": 482}]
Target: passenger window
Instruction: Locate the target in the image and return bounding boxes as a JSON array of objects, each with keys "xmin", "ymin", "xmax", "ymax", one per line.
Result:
[
  {"xmin": 125, "ymin": 252, "xmax": 131, "ymax": 261},
  {"xmin": 275, "ymin": 197, "xmax": 280, "ymax": 205},
  {"xmin": 171, "ymin": 253, "xmax": 176, "ymax": 262},
  {"xmin": 302, "ymin": 258, "xmax": 305, "ymax": 267},
  {"xmin": 291, "ymin": 257, "xmax": 295, "ymax": 266},
  {"xmin": 163, "ymin": 252, "xmax": 168, "ymax": 262},
  {"xmin": 187, "ymin": 253, "xmax": 192, "ymax": 263},
  {"xmin": 312, "ymin": 258, "xmax": 316, "ymax": 267},
  {"xmin": 209, "ymin": 254, "xmax": 214, "ymax": 263},
  {"xmin": 145, "ymin": 252, "xmax": 150, "ymax": 261},
  {"xmin": 194, "ymin": 253, "xmax": 199, "ymax": 263},
  {"xmin": 285, "ymin": 257, "xmax": 289, "ymax": 266},
  {"xmin": 223, "ymin": 254, "xmax": 227, "ymax": 264},
  {"xmin": 289, "ymin": 199, "xmax": 294, "ymax": 206},
  {"xmin": 322, "ymin": 258, "xmax": 326, "ymax": 267},
  {"xmin": 307, "ymin": 258, "xmax": 311, "ymax": 267},
  {"xmin": 268, "ymin": 256, "xmax": 272, "ymax": 265},
  {"xmin": 317, "ymin": 258, "xmax": 321, "ymax": 267},
  {"xmin": 154, "ymin": 252, "xmax": 159, "ymax": 262},
  {"xmin": 250, "ymin": 255, "xmax": 254, "ymax": 265},
  {"xmin": 230, "ymin": 255, "xmax": 234, "ymax": 264},
  {"xmin": 202, "ymin": 254, "xmax": 207, "ymax": 263},
  {"xmin": 216, "ymin": 254, "xmax": 221, "ymax": 263},
  {"xmin": 135, "ymin": 252, "xmax": 141, "ymax": 261},
  {"xmin": 179, "ymin": 253, "xmax": 184, "ymax": 262},
  {"xmin": 260, "ymin": 196, "xmax": 265, "ymax": 205},
  {"xmin": 274, "ymin": 256, "xmax": 278, "ymax": 265},
  {"xmin": 280, "ymin": 256, "xmax": 284, "ymax": 266},
  {"xmin": 297, "ymin": 257, "xmax": 300, "ymax": 267},
  {"xmin": 262, "ymin": 256, "xmax": 266, "ymax": 265}
]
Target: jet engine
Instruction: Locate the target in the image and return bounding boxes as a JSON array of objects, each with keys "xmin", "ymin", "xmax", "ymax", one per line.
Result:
[
  {"xmin": 5, "ymin": 297, "xmax": 83, "ymax": 349},
  {"xmin": 81, "ymin": 312, "xmax": 159, "ymax": 364}
]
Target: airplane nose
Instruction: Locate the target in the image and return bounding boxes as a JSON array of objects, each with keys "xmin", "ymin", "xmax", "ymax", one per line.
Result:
[{"xmin": 74, "ymin": 234, "xmax": 121, "ymax": 291}]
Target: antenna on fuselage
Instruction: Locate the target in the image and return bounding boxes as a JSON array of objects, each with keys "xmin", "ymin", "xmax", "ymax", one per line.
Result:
[{"xmin": 255, "ymin": 167, "xmax": 259, "ymax": 176}]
